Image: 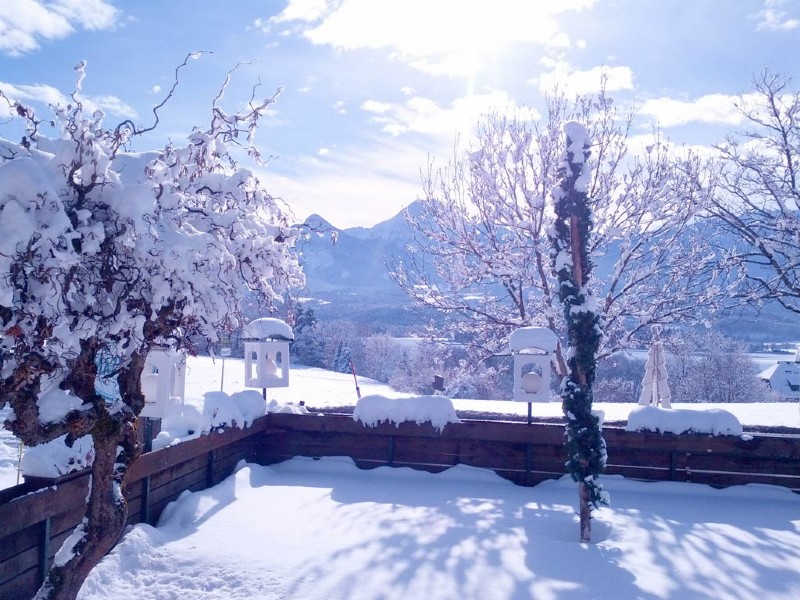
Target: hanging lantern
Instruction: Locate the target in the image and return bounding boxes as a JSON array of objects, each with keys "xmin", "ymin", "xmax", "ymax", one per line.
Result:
[
  {"xmin": 510, "ymin": 327, "xmax": 559, "ymax": 402},
  {"xmin": 141, "ymin": 347, "xmax": 187, "ymax": 418},
  {"xmin": 243, "ymin": 318, "xmax": 294, "ymax": 391}
]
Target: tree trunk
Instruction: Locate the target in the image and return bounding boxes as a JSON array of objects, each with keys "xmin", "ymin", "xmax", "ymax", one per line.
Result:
[
  {"xmin": 35, "ymin": 430, "xmax": 128, "ymax": 600},
  {"xmin": 35, "ymin": 352, "xmax": 145, "ymax": 600},
  {"xmin": 579, "ymin": 480, "xmax": 592, "ymax": 543}
]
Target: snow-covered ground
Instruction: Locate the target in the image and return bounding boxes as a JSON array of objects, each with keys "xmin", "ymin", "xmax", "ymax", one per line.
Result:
[
  {"xmin": 185, "ymin": 356, "xmax": 800, "ymax": 427},
  {"xmin": 1, "ymin": 354, "xmax": 799, "ymax": 491},
  {"xmin": 76, "ymin": 456, "xmax": 800, "ymax": 600},
  {"xmin": 3, "ymin": 355, "xmax": 800, "ymax": 599}
]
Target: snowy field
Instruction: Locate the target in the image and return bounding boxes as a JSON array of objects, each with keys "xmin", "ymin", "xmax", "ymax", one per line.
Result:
[
  {"xmin": 1, "ymin": 355, "xmax": 799, "ymax": 491},
  {"xmin": 76, "ymin": 457, "xmax": 800, "ymax": 600},
  {"xmin": 2, "ymin": 356, "xmax": 800, "ymax": 599}
]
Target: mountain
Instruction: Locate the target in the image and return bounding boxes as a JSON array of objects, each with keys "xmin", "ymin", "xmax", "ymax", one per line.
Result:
[
  {"xmin": 293, "ymin": 203, "xmax": 429, "ymax": 326},
  {"xmin": 294, "ymin": 204, "xmax": 800, "ymax": 341},
  {"xmin": 297, "ymin": 211, "xmax": 411, "ymax": 294}
]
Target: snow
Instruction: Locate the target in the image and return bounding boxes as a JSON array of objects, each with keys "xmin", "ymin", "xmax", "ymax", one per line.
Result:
[
  {"xmin": 0, "ymin": 354, "xmax": 800, "ymax": 489},
  {"xmin": 353, "ymin": 394, "xmax": 459, "ymax": 431},
  {"xmin": 242, "ymin": 317, "xmax": 294, "ymax": 341},
  {"xmin": 20, "ymin": 434, "xmax": 94, "ymax": 479},
  {"xmin": 758, "ymin": 360, "xmax": 800, "ymax": 400},
  {"xmin": 508, "ymin": 326, "xmax": 559, "ymax": 352},
  {"xmin": 625, "ymin": 405, "xmax": 744, "ymax": 436},
  {"xmin": 75, "ymin": 456, "xmax": 800, "ymax": 600},
  {"xmin": 1, "ymin": 356, "xmax": 800, "ymax": 598}
]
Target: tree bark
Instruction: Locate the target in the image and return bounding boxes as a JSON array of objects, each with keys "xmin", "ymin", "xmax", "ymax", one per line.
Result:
[
  {"xmin": 35, "ymin": 429, "xmax": 128, "ymax": 599},
  {"xmin": 34, "ymin": 352, "xmax": 145, "ymax": 600},
  {"xmin": 579, "ymin": 480, "xmax": 592, "ymax": 543}
]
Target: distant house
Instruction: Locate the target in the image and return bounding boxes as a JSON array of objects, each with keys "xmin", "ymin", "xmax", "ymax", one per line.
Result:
[{"xmin": 758, "ymin": 351, "xmax": 800, "ymax": 400}]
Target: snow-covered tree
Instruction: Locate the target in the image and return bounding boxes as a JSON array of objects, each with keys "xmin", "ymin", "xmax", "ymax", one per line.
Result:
[
  {"xmin": 332, "ymin": 340, "xmax": 353, "ymax": 374},
  {"xmin": 666, "ymin": 330, "xmax": 774, "ymax": 403},
  {"xmin": 708, "ymin": 70, "xmax": 800, "ymax": 315},
  {"xmin": 550, "ymin": 120, "xmax": 607, "ymax": 543},
  {"xmin": 390, "ymin": 87, "xmax": 721, "ymax": 377},
  {"xmin": 0, "ymin": 61, "xmax": 302, "ymax": 599},
  {"xmin": 288, "ymin": 305, "xmax": 325, "ymax": 367}
]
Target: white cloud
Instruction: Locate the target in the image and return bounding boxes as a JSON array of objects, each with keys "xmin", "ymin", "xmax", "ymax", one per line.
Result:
[
  {"xmin": 361, "ymin": 91, "xmax": 540, "ymax": 140},
  {"xmin": 334, "ymin": 100, "xmax": 346, "ymax": 114},
  {"xmin": 0, "ymin": 0, "xmax": 121, "ymax": 56},
  {"xmin": 272, "ymin": 0, "xmax": 597, "ymax": 77},
  {"xmin": 753, "ymin": 0, "xmax": 800, "ymax": 31},
  {"xmin": 533, "ymin": 63, "xmax": 635, "ymax": 95},
  {"xmin": 318, "ymin": 147, "xmax": 330, "ymax": 156},
  {"xmin": 0, "ymin": 80, "xmax": 137, "ymax": 119},
  {"xmin": 150, "ymin": 85, "xmax": 162, "ymax": 94},
  {"xmin": 639, "ymin": 94, "xmax": 747, "ymax": 128},
  {"xmin": 271, "ymin": 0, "xmax": 331, "ymax": 24},
  {"xmin": 265, "ymin": 137, "xmax": 432, "ymax": 228},
  {"xmin": 361, "ymin": 100, "xmax": 392, "ymax": 114}
]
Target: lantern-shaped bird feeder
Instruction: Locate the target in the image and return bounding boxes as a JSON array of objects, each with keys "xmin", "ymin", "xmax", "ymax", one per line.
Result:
[
  {"xmin": 510, "ymin": 327, "xmax": 559, "ymax": 403},
  {"xmin": 141, "ymin": 347, "xmax": 187, "ymax": 420},
  {"xmin": 243, "ymin": 317, "xmax": 294, "ymax": 398}
]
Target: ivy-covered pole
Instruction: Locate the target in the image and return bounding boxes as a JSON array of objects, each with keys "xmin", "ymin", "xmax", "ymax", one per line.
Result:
[{"xmin": 549, "ymin": 121, "xmax": 608, "ymax": 543}]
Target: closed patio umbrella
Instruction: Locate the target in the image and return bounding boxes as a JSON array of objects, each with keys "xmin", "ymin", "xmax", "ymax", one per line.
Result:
[{"xmin": 638, "ymin": 328, "xmax": 672, "ymax": 408}]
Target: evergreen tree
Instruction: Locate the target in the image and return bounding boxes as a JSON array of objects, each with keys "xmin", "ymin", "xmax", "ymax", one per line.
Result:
[
  {"xmin": 550, "ymin": 121, "xmax": 608, "ymax": 543},
  {"xmin": 290, "ymin": 306, "xmax": 325, "ymax": 367},
  {"xmin": 333, "ymin": 341, "xmax": 352, "ymax": 374}
]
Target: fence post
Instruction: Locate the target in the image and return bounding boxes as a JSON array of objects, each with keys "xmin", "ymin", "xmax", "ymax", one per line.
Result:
[
  {"xmin": 140, "ymin": 476, "xmax": 151, "ymax": 524},
  {"xmin": 387, "ymin": 436, "xmax": 395, "ymax": 467},
  {"xmin": 525, "ymin": 443, "xmax": 533, "ymax": 485},
  {"xmin": 206, "ymin": 450, "xmax": 216, "ymax": 487},
  {"xmin": 38, "ymin": 517, "xmax": 51, "ymax": 586}
]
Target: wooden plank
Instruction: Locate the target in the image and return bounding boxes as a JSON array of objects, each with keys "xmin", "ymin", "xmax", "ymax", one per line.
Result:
[
  {"xmin": 0, "ymin": 474, "xmax": 89, "ymax": 539},
  {"xmin": 148, "ymin": 453, "xmax": 209, "ymax": 494},
  {"xmin": 267, "ymin": 413, "xmax": 565, "ymax": 444},
  {"xmin": 0, "ymin": 523, "xmax": 38, "ymax": 565},
  {"xmin": 0, "ymin": 543, "xmax": 37, "ymax": 591},
  {"xmin": 604, "ymin": 429, "xmax": 800, "ymax": 458},
  {"xmin": 0, "ymin": 566, "xmax": 39, "ymax": 600},
  {"xmin": 48, "ymin": 502, "xmax": 86, "ymax": 541},
  {"xmin": 128, "ymin": 418, "xmax": 273, "ymax": 482},
  {"xmin": 684, "ymin": 453, "xmax": 800, "ymax": 476}
]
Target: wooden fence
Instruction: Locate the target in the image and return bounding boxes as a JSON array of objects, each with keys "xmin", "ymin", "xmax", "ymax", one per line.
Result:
[
  {"xmin": 0, "ymin": 418, "xmax": 273, "ymax": 600},
  {"xmin": 2, "ymin": 412, "xmax": 799, "ymax": 599},
  {"xmin": 260, "ymin": 413, "xmax": 800, "ymax": 491}
]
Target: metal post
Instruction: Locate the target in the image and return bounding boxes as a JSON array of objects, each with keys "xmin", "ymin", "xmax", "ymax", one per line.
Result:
[
  {"xmin": 220, "ymin": 357, "xmax": 225, "ymax": 392},
  {"xmin": 143, "ymin": 417, "xmax": 154, "ymax": 454},
  {"xmin": 387, "ymin": 436, "xmax": 395, "ymax": 467},
  {"xmin": 38, "ymin": 517, "xmax": 51, "ymax": 586},
  {"xmin": 141, "ymin": 476, "xmax": 151, "ymax": 524},
  {"xmin": 206, "ymin": 450, "xmax": 216, "ymax": 487},
  {"xmin": 527, "ymin": 402, "xmax": 532, "ymax": 426}
]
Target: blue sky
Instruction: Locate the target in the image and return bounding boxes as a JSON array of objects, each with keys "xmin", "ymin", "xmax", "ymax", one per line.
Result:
[{"xmin": 1, "ymin": 0, "xmax": 798, "ymax": 228}]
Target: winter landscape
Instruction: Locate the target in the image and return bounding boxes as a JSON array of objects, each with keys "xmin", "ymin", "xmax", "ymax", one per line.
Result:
[
  {"xmin": 3, "ymin": 356, "xmax": 799, "ymax": 599},
  {"xmin": 2, "ymin": 1, "xmax": 800, "ymax": 599}
]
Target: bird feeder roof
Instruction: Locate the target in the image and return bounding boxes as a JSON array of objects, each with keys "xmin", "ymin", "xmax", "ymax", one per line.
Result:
[
  {"xmin": 509, "ymin": 327, "xmax": 559, "ymax": 352},
  {"xmin": 243, "ymin": 318, "xmax": 294, "ymax": 341}
]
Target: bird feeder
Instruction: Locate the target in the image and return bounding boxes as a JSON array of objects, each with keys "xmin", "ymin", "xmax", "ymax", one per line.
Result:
[
  {"xmin": 140, "ymin": 347, "xmax": 187, "ymax": 419},
  {"xmin": 510, "ymin": 327, "xmax": 559, "ymax": 402},
  {"xmin": 243, "ymin": 318, "xmax": 294, "ymax": 396}
]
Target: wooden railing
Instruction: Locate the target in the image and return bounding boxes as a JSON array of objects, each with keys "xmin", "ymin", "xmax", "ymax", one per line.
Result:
[
  {"xmin": 0, "ymin": 418, "xmax": 272, "ymax": 600},
  {"xmin": 260, "ymin": 413, "xmax": 800, "ymax": 491},
  {"xmin": 2, "ymin": 412, "xmax": 799, "ymax": 599}
]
